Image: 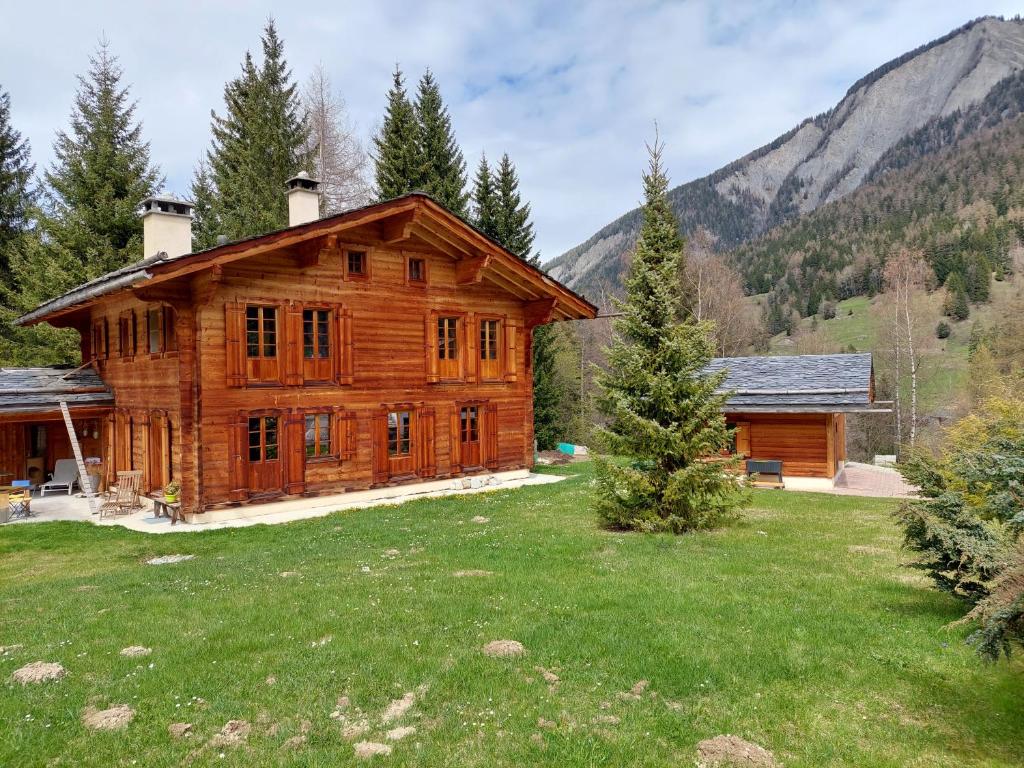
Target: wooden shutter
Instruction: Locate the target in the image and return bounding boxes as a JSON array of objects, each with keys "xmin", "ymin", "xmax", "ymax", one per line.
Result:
[
  {"xmin": 284, "ymin": 303, "xmax": 304, "ymax": 386},
  {"xmin": 335, "ymin": 306, "xmax": 354, "ymax": 385},
  {"xmin": 138, "ymin": 413, "xmax": 152, "ymax": 492},
  {"xmin": 466, "ymin": 312, "xmax": 477, "ymax": 383},
  {"xmin": 449, "ymin": 406, "xmax": 462, "ymax": 474},
  {"xmin": 228, "ymin": 411, "xmax": 249, "ymax": 501},
  {"xmin": 371, "ymin": 410, "xmax": 389, "ymax": 484},
  {"xmin": 100, "ymin": 318, "xmax": 110, "ymax": 360},
  {"xmin": 118, "ymin": 310, "xmax": 134, "ymax": 359},
  {"xmin": 336, "ymin": 410, "xmax": 357, "ymax": 460},
  {"xmin": 425, "ymin": 311, "xmax": 439, "ymax": 383},
  {"xmin": 504, "ymin": 320, "xmax": 519, "ymax": 382},
  {"xmin": 417, "ymin": 407, "xmax": 437, "ymax": 478},
  {"xmin": 483, "ymin": 403, "xmax": 498, "ymax": 469},
  {"xmin": 284, "ymin": 412, "xmax": 306, "ymax": 494},
  {"xmin": 736, "ymin": 422, "xmax": 751, "ymax": 457},
  {"xmin": 224, "ymin": 302, "xmax": 246, "ymax": 387}
]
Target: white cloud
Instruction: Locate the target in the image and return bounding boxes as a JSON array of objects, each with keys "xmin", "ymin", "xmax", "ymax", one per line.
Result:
[{"xmin": 0, "ymin": 0, "xmax": 1018, "ymax": 260}]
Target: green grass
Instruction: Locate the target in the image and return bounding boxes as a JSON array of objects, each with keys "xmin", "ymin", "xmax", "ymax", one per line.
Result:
[{"xmin": 1, "ymin": 463, "xmax": 1022, "ymax": 767}]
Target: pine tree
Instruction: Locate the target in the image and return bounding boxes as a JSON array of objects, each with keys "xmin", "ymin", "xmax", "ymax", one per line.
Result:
[
  {"xmin": 594, "ymin": 137, "xmax": 746, "ymax": 533},
  {"xmin": 372, "ymin": 66, "xmax": 419, "ymax": 202},
  {"xmin": 944, "ymin": 272, "xmax": 970, "ymax": 320},
  {"xmin": 471, "ymin": 153, "xmax": 498, "ymax": 238},
  {"xmin": 492, "ymin": 153, "xmax": 534, "ymax": 259},
  {"xmin": 0, "ymin": 85, "xmax": 35, "ymax": 278},
  {"xmin": 413, "ymin": 70, "xmax": 468, "ymax": 215},
  {"xmin": 194, "ymin": 19, "xmax": 310, "ymax": 246},
  {"xmin": 39, "ymin": 39, "xmax": 161, "ymax": 283}
]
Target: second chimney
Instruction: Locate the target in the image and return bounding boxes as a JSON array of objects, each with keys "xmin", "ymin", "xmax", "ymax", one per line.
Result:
[
  {"xmin": 286, "ymin": 172, "xmax": 321, "ymax": 226},
  {"xmin": 141, "ymin": 196, "xmax": 193, "ymax": 259}
]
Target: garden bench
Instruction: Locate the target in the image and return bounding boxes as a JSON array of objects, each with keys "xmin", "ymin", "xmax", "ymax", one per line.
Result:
[{"xmin": 746, "ymin": 459, "xmax": 785, "ymax": 489}]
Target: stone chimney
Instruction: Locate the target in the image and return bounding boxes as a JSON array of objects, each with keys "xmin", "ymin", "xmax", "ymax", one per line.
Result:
[
  {"xmin": 141, "ymin": 196, "xmax": 193, "ymax": 258},
  {"xmin": 286, "ymin": 171, "xmax": 321, "ymax": 226}
]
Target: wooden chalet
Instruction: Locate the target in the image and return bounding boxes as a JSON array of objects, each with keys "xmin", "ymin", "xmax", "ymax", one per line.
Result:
[
  {"xmin": 706, "ymin": 353, "xmax": 886, "ymax": 484},
  {"xmin": 14, "ymin": 182, "xmax": 596, "ymax": 520}
]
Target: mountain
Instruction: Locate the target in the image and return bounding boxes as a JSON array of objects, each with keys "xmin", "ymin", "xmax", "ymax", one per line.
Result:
[{"xmin": 548, "ymin": 16, "xmax": 1024, "ymax": 302}]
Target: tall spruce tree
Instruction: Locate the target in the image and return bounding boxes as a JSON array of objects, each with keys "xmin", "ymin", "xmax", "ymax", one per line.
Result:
[
  {"xmin": 471, "ymin": 153, "xmax": 498, "ymax": 238},
  {"xmin": 0, "ymin": 85, "xmax": 35, "ymax": 278},
  {"xmin": 372, "ymin": 66, "xmax": 419, "ymax": 202},
  {"xmin": 193, "ymin": 20, "xmax": 310, "ymax": 247},
  {"xmin": 492, "ymin": 153, "xmax": 534, "ymax": 258},
  {"xmin": 594, "ymin": 137, "xmax": 746, "ymax": 533},
  {"xmin": 413, "ymin": 70, "xmax": 468, "ymax": 215},
  {"xmin": 39, "ymin": 39, "xmax": 161, "ymax": 284}
]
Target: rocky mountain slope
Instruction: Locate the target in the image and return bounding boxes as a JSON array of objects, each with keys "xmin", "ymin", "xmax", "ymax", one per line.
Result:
[{"xmin": 548, "ymin": 16, "xmax": 1024, "ymax": 302}]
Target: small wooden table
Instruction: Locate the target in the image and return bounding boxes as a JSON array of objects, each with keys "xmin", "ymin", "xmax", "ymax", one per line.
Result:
[{"xmin": 152, "ymin": 497, "xmax": 184, "ymax": 525}]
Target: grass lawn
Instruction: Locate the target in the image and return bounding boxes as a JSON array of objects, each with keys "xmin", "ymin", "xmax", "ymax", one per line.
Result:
[{"xmin": 2, "ymin": 463, "xmax": 1022, "ymax": 767}]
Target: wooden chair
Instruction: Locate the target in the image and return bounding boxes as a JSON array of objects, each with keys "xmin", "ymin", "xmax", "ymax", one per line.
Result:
[{"xmin": 99, "ymin": 471, "xmax": 143, "ymax": 519}]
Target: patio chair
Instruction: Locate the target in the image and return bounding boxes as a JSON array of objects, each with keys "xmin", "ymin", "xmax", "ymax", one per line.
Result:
[
  {"xmin": 8, "ymin": 480, "xmax": 32, "ymax": 519},
  {"xmin": 99, "ymin": 471, "xmax": 143, "ymax": 519},
  {"xmin": 39, "ymin": 459, "xmax": 80, "ymax": 496}
]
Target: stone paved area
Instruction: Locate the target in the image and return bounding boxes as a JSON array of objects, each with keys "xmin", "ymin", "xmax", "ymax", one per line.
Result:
[{"xmin": 832, "ymin": 461, "xmax": 918, "ymax": 498}]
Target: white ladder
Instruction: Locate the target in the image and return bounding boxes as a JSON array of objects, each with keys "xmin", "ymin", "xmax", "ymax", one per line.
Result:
[{"xmin": 59, "ymin": 399, "xmax": 98, "ymax": 515}]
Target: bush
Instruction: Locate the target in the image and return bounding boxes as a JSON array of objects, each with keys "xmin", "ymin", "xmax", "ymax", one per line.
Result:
[
  {"xmin": 936, "ymin": 321, "xmax": 951, "ymax": 339},
  {"xmin": 895, "ymin": 396, "xmax": 1024, "ymax": 660},
  {"xmin": 821, "ymin": 301, "xmax": 836, "ymax": 320}
]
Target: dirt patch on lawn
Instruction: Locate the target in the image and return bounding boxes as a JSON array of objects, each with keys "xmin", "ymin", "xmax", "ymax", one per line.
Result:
[
  {"xmin": 208, "ymin": 719, "xmax": 251, "ymax": 748},
  {"xmin": 381, "ymin": 690, "xmax": 419, "ymax": 724},
  {"xmin": 386, "ymin": 725, "xmax": 416, "ymax": 741},
  {"xmin": 470, "ymin": 515, "xmax": 490, "ymax": 524},
  {"xmin": 354, "ymin": 741, "xmax": 392, "ymax": 759},
  {"xmin": 169, "ymin": 722, "xmax": 193, "ymax": 739},
  {"xmin": 453, "ymin": 569, "xmax": 493, "ymax": 577},
  {"xmin": 120, "ymin": 645, "xmax": 151, "ymax": 658},
  {"xmin": 146, "ymin": 554, "xmax": 194, "ymax": 565},
  {"xmin": 82, "ymin": 704, "xmax": 134, "ymax": 731},
  {"xmin": 848, "ymin": 545, "xmax": 891, "ymax": 556},
  {"xmin": 12, "ymin": 661, "xmax": 65, "ymax": 684},
  {"xmin": 696, "ymin": 735, "xmax": 779, "ymax": 767},
  {"xmin": 482, "ymin": 640, "xmax": 525, "ymax": 657},
  {"xmin": 617, "ymin": 680, "xmax": 649, "ymax": 701}
]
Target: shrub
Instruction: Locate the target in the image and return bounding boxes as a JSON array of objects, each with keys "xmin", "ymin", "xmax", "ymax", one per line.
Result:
[
  {"xmin": 936, "ymin": 321, "xmax": 951, "ymax": 339},
  {"xmin": 821, "ymin": 301, "xmax": 836, "ymax": 320}
]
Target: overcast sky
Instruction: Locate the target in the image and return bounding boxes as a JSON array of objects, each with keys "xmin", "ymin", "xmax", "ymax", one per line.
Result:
[{"xmin": 1, "ymin": 1, "xmax": 1018, "ymax": 261}]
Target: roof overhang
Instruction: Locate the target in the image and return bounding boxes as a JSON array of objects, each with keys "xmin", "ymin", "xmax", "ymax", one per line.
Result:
[{"xmin": 18, "ymin": 193, "xmax": 597, "ymax": 327}]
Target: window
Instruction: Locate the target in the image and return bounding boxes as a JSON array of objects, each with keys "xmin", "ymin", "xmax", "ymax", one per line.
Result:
[
  {"xmin": 248, "ymin": 416, "xmax": 279, "ymax": 462},
  {"xmin": 347, "ymin": 250, "xmax": 367, "ymax": 277},
  {"xmin": 387, "ymin": 411, "xmax": 411, "ymax": 456},
  {"xmin": 726, "ymin": 422, "xmax": 737, "ymax": 454},
  {"xmin": 91, "ymin": 319, "xmax": 108, "ymax": 360},
  {"xmin": 305, "ymin": 413, "xmax": 333, "ymax": 458},
  {"xmin": 147, "ymin": 308, "xmax": 162, "ymax": 354},
  {"xmin": 118, "ymin": 312, "xmax": 135, "ymax": 358},
  {"xmin": 437, "ymin": 317, "xmax": 458, "ymax": 360},
  {"xmin": 460, "ymin": 406, "xmax": 479, "ymax": 443},
  {"xmin": 303, "ymin": 309, "xmax": 330, "ymax": 360},
  {"xmin": 479, "ymin": 319, "xmax": 502, "ymax": 380},
  {"xmin": 408, "ymin": 257, "xmax": 426, "ymax": 283},
  {"xmin": 246, "ymin": 306, "xmax": 278, "ymax": 359}
]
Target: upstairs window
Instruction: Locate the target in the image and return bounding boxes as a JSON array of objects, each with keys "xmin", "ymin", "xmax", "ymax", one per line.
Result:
[
  {"xmin": 387, "ymin": 411, "xmax": 411, "ymax": 456},
  {"xmin": 302, "ymin": 309, "xmax": 330, "ymax": 359},
  {"xmin": 479, "ymin": 318, "xmax": 502, "ymax": 380},
  {"xmin": 305, "ymin": 413, "xmax": 333, "ymax": 458},
  {"xmin": 437, "ymin": 316, "xmax": 460, "ymax": 380},
  {"xmin": 147, "ymin": 308, "xmax": 162, "ymax": 354},
  {"xmin": 345, "ymin": 250, "xmax": 368, "ymax": 280},
  {"xmin": 118, "ymin": 311, "xmax": 136, "ymax": 359},
  {"xmin": 407, "ymin": 256, "xmax": 426, "ymax": 285},
  {"xmin": 246, "ymin": 306, "xmax": 278, "ymax": 359}
]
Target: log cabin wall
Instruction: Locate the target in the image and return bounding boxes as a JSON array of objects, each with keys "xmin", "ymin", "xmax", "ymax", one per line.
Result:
[
  {"xmin": 86, "ymin": 293, "xmax": 182, "ymax": 493},
  {"xmin": 192, "ymin": 241, "xmax": 535, "ymax": 510},
  {"xmin": 727, "ymin": 412, "xmax": 837, "ymax": 478}
]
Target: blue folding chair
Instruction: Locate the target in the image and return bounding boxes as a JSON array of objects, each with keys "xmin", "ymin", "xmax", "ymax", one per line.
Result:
[{"xmin": 9, "ymin": 480, "xmax": 32, "ymax": 518}]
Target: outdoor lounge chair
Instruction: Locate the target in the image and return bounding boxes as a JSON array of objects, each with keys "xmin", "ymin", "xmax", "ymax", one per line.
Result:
[{"xmin": 39, "ymin": 459, "xmax": 80, "ymax": 496}]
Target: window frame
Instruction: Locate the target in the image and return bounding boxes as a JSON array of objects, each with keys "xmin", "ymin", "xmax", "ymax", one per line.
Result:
[
  {"xmin": 405, "ymin": 254, "xmax": 428, "ymax": 286},
  {"xmin": 478, "ymin": 316, "xmax": 504, "ymax": 381},
  {"xmin": 343, "ymin": 248, "xmax": 370, "ymax": 281},
  {"xmin": 118, "ymin": 311, "xmax": 136, "ymax": 360},
  {"xmin": 247, "ymin": 414, "xmax": 281, "ymax": 463},
  {"xmin": 304, "ymin": 411, "xmax": 334, "ymax": 461},
  {"xmin": 387, "ymin": 410, "xmax": 412, "ymax": 457}
]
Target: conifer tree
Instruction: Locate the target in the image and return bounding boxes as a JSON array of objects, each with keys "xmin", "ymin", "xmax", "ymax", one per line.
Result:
[
  {"xmin": 0, "ymin": 85, "xmax": 35, "ymax": 278},
  {"xmin": 372, "ymin": 66, "xmax": 419, "ymax": 202},
  {"xmin": 413, "ymin": 70, "xmax": 468, "ymax": 215},
  {"xmin": 594, "ymin": 137, "xmax": 746, "ymax": 533},
  {"xmin": 39, "ymin": 39, "xmax": 161, "ymax": 283},
  {"xmin": 193, "ymin": 20, "xmax": 310, "ymax": 247},
  {"xmin": 492, "ymin": 153, "xmax": 534, "ymax": 259},
  {"xmin": 471, "ymin": 153, "xmax": 498, "ymax": 238}
]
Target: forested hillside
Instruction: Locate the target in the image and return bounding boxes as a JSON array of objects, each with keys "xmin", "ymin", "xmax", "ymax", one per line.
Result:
[{"xmin": 737, "ymin": 107, "xmax": 1024, "ymax": 333}]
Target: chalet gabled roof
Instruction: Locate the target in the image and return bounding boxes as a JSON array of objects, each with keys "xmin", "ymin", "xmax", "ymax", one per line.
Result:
[
  {"xmin": 0, "ymin": 366, "xmax": 114, "ymax": 414},
  {"xmin": 17, "ymin": 193, "xmax": 597, "ymax": 327},
  {"xmin": 705, "ymin": 353, "xmax": 883, "ymax": 413}
]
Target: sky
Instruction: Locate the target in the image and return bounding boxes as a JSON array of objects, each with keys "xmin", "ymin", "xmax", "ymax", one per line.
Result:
[{"xmin": 1, "ymin": 0, "xmax": 1019, "ymax": 262}]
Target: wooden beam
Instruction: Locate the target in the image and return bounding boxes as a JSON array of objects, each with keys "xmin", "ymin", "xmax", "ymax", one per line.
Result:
[
  {"xmin": 415, "ymin": 215, "xmax": 476, "ymax": 258},
  {"xmin": 456, "ymin": 254, "xmax": 491, "ymax": 285},
  {"xmin": 379, "ymin": 211, "xmax": 419, "ymax": 245},
  {"xmin": 524, "ymin": 298, "xmax": 557, "ymax": 327},
  {"xmin": 409, "ymin": 224, "xmax": 465, "ymax": 261},
  {"xmin": 483, "ymin": 263, "xmax": 542, "ymax": 300},
  {"xmin": 132, "ymin": 282, "xmax": 192, "ymax": 306}
]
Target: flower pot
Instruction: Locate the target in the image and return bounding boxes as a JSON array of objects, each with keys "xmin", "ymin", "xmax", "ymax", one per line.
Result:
[{"xmin": 164, "ymin": 494, "xmax": 178, "ymax": 504}]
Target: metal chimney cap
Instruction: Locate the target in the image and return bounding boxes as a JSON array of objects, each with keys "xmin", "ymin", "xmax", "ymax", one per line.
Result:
[
  {"xmin": 286, "ymin": 172, "xmax": 320, "ymax": 192},
  {"xmin": 140, "ymin": 195, "xmax": 194, "ymax": 217}
]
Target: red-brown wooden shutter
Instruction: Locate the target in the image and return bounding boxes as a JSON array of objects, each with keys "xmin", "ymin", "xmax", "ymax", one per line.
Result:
[
  {"xmin": 284, "ymin": 303, "xmax": 304, "ymax": 386},
  {"xmin": 425, "ymin": 311, "xmax": 439, "ymax": 383},
  {"xmin": 371, "ymin": 410, "xmax": 389, "ymax": 484},
  {"xmin": 334, "ymin": 306, "xmax": 354, "ymax": 385},
  {"xmin": 130, "ymin": 311, "xmax": 138, "ymax": 356},
  {"xmin": 336, "ymin": 410, "xmax": 357, "ymax": 460},
  {"xmin": 483, "ymin": 403, "xmax": 499, "ymax": 469},
  {"xmin": 466, "ymin": 312, "xmax": 478, "ymax": 383},
  {"xmin": 228, "ymin": 411, "xmax": 249, "ymax": 501},
  {"xmin": 101, "ymin": 318, "xmax": 110, "ymax": 359},
  {"xmin": 224, "ymin": 302, "xmax": 246, "ymax": 387},
  {"xmin": 449, "ymin": 406, "xmax": 462, "ymax": 474},
  {"xmin": 284, "ymin": 411, "xmax": 306, "ymax": 494},
  {"xmin": 138, "ymin": 413, "xmax": 152, "ymax": 492},
  {"xmin": 417, "ymin": 407, "xmax": 437, "ymax": 478},
  {"xmin": 504, "ymin": 320, "xmax": 519, "ymax": 382}
]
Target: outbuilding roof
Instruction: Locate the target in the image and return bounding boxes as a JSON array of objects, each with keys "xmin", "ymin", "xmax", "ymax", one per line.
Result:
[
  {"xmin": 0, "ymin": 366, "xmax": 114, "ymax": 415},
  {"xmin": 705, "ymin": 353, "xmax": 881, "ymax": 413}
]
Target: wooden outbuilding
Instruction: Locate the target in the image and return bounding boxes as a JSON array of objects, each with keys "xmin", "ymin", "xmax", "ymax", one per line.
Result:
[
  {"xmin": 15, "ymin": 189, "xmax": 596, "ymax": 519},
  {"xmin": 705, "ymin": 353, "xmax": 885, "ymax": 485}
]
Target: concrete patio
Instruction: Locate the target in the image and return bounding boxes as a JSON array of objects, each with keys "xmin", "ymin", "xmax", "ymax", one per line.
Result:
[{"xmin": 2, "ymin": 469, "xmax": 567, "ymax": 534}]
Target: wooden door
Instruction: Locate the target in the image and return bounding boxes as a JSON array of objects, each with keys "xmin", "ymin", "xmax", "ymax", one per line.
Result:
[
  {"xmin": 386, "ymin": 410, "xmax": 415, "ymax": 478},
  {"xmin": 459, "ymin": 405, "xmax": 482, "ymax": 469},
  {"xmin": 247, "ymin": 415, "xmax": 283, "ymax": 495}
]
